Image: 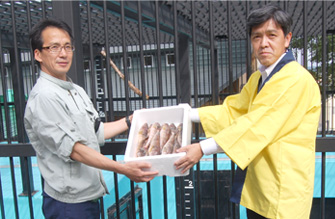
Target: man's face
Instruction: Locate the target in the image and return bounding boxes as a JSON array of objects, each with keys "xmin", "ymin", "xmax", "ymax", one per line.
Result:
[
  {"xmin": 34, "ymin": 27, "xmax": 73, "ymax": 80},
  {"xmin": 251, "ymin": 19, "xmax": 292, "ymax": 68}
]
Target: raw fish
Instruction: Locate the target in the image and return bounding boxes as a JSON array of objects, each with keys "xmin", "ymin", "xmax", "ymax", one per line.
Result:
[
  {"xmin": 169, "ymin": 123, "xmax": 177, "ymax": 133},
  {"xmin": 162, "ymin": 132, "xmax": 176, "ymax": 155},
  {"xmin": 144, "ymin": 122, "xmax": 161, "ymax": 149},
  {"xmin": 148, "ymin": 131, "xmax": 161, "ymax": 156},
  {"xmin": 176, "ymin": 123, "xmax": 182, "ymax": 146},
  {"xmin": 136, "ymin": 123, "xmax": 149, "ymax": 157},
  {"xmin": 173, "ymin": 123, "xmax": 182, "ymax": 153},
  {"xmin": 160, "ymin": 123, "xmax": 171, "ymax": 150}
]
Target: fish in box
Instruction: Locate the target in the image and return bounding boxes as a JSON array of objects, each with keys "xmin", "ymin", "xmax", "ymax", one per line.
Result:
[{"xmin": 125, "ymin": 104, "xmax": 192, "ymax": 176}]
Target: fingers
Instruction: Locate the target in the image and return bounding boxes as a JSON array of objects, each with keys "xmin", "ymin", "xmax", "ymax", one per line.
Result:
[
  {"xmin": 176, "ymin": 146, "xmax": 187, "ymax": 153},
  {"xmin": 174, "ymin": 143, "xmax": 203, "ymax": 173},
  {"xmin": 139, "ymin": 174, "xmax": 157, "ymax": 182},
  {"xmin": 125, "ymin": 161, "xmax": 158, "ymax": 182},
  {"xmin": 133, "ymin": 174, "xmax": 156, "ymax": 183},
  {"xmin": 136, "ymin": 162, "xmax": 158, "ymax": 175},
  {"xmin": 142, "ymin": 170, "xmax": 159, "ymax": 177},
  {"xmin": 174, "ymin": 156, "xmax": 192, "ymax": 173},
  {"xmin": 136, "ymin": 161, "xmax": 152, "ymax": 169},
  {"xmin": 174, "ymin": 156, "xmax": 187, "ymax": 168},
  {"xmin": 133, "ymin": 169, "xmax": 158, "ymax": 183}
]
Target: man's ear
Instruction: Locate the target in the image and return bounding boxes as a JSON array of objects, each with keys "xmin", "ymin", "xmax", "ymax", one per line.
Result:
[
  {"xmin": 34, "ymin": 49, "xmax": 42, "ymax": 63},
  {"xmin": 284, "ymin": 32, "xmax": 292, "ymax": 49}
]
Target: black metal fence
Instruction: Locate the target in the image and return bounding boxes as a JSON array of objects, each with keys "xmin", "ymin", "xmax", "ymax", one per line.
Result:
[{"xmin": 1, "ymin": 1, "xmax": 335, "ymax": 219}]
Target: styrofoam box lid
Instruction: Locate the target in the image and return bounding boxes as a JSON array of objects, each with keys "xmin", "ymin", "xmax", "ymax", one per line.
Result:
[{"xmin": 125, "ymin": 104, "xmax": 192, "ymax": 177}]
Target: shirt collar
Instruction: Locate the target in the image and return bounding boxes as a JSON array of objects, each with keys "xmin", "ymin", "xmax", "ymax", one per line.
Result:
[
  {"xmin": 40, "ymin": 71, "xmax": 74, "ymax": 90},
  {"xmin": 258, "ymin": 51, "xmax": 287, "ymax": 82}
]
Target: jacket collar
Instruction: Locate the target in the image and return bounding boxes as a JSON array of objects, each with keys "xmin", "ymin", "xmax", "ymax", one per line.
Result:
[
  {"xmin": 258, "ymin": 50, "xmax": 295, "ymax": 92},
  {"xmin": 40, "ymin": 71, "xmax": 74, "ymax": 90}
]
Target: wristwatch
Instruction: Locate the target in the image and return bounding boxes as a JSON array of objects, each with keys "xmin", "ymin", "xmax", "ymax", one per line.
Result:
[{"xmin": 126, "ymin": 115, "xmax": 131, "ymax": 129}]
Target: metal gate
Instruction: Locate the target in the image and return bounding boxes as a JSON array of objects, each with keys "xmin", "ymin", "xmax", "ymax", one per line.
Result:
[{"xmin": 0, "ymin": 1, "xmax": 335, "ymax": 219}]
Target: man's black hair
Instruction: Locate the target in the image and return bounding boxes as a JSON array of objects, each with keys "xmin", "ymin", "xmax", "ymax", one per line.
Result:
[
  {"xmin": 247, "ymin": 5, "xmax": 292, "ymax": 36},
  {"xmin": 29, "ymin": 17, "xmax": 73, "ymax": 52}
]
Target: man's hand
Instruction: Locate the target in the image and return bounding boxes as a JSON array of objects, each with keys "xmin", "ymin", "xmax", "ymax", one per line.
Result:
[
  {"xmin": 123, "ymin": 161, "xmax": 158, "ymax": 183},
  {"xmin": 174, "ymin": 143, "xmax": 204, "ymax": 174}
]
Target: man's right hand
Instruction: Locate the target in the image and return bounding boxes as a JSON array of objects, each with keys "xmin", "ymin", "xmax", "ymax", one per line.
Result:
[{"xmin": 122, "ymin": 161, "xmax": 158, "ymax": 183}]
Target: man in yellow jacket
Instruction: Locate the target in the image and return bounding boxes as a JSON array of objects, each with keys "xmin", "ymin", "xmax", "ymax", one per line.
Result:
[{"xmin": 175, "ymin": 5, "xmax": 321, "ymax": 219}]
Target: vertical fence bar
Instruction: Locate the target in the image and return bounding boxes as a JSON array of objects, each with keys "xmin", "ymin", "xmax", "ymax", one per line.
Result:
[
  {"xmin": 155, "ymin": 1, "xmax": 163, "ymax": 106},
  {"xmin": 102, "ymin": 2, "xmax": 118, "ymax": 218},
  {"xmin": 23, "ymin": 4, "xmax": 37, "ymax": 216},
  {"xmin": 208, "ymin": 2, "xmax": 219, "ymax": 219},
  {"xmin": 0, "ymin": 173, "xmax": 4, "ymax": 219},
  {"xmin": 173, "ymin": 1, "xmax": 180, "ymax": 105},
  {"xmin": 238, "ymin": 40, "xmax": 243, "ymax": 83},
  {"xmin": 173, "ymin": 2, "xmax": 196, "ymax": 219},
  {"xmin": 101, "ymin": 1, "xmax": 120, "ymax": 219},
  {"xmin": 162, "ymin": 175, "xmax": 168, "ymax": 219},
  {"xmin": 99, "ymin": 197, "xmax": 104, "ymax": 219},
  {"xmin": 10, "ymin": 3, "xmax": 36, "ymax": 210},
  {"xmin": 112, "ymin": 155, "xmax": 121, "ymax": 219},
  {"xmin": 86, "ymin": 0, "xmax": 97, "ymax": 105},
  {"xmin": 0, "ymin": 38, "xmax": 11, "ymax": 144},
  {"xmin": 10, "ymin": 1, "xmax": 25, "ymax": 142},
  {"xmin": 227, "ymin": 6, "xmax": 234, "ymax": 219},
  {"xmin": 321, "ymin": 1, "xmax": 327, "ymax": 219},
  {"xmin": 0, "ymin": 7, "xmax": 12, "ymax": 217},
  {"xmin": 191, "ymin": 1, "xmax": 202, "ymax": 218},
  {"xmin": 119, "ymin": 2, "xmax": 136, "ymax": 218},
  {"xmin": 246, "ymin": 0, "xmax": 252, "ymax": 80},
  {"xmin": 227, "ymin": 2, "xmax": 233, "ymax": 94},
  {"xmin": 26, "ymin": 1, "xmax": 37, "ymax": 84},
  {"xmin": 331, "ymin": 33, "xmax": 335, "ymax": 135},
  {"xmin": 23, "ymin": 156, "xmax": 34, "ymax": 219},
  {"xmin": 153, "ymin": 2, "xmax": 169, "ymax": 219},
  {"xmin": 120, "ymin": 1, "xmax": 131, "ymax": 111},
  {"xmin": 41, "ymin": 0, "xmax": 46, "ymax": 19},
  {"xmin": 209, "ymin": 3, "xmax": 218, "ymax": 105},
  {"xmin": 136, "ymin": 1, "xmax": 153, "ymax": 219},
  {"xmin": 303, "ymin": 1, "xmax": 308, "ymax": 69},
  {"xmin": 137, "ymin": 1, "xmax": 147, "ymax": 108},
  {"xmin": 103, "ymin": 1, "xmax": 114, "ymax": 123},
  {"xmin": 9, "ymin": 157, "xmax": 19, "ymax": 218}
]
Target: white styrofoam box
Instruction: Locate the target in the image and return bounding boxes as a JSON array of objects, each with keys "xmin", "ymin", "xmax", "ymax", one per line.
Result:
[{"xmin": 125, "ymin": 104, "xmax": 192, "ymax": 177}]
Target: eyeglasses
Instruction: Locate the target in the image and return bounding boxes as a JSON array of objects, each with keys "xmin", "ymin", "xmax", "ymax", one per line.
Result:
[{"xmin": 42, "ymin": 44, "xmax": 75, "ymax": 53}]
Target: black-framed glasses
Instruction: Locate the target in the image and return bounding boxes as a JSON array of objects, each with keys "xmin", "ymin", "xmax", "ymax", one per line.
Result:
[{"xmin": 42, "ymin": 44, "xmax": 75, "ymax": 53}]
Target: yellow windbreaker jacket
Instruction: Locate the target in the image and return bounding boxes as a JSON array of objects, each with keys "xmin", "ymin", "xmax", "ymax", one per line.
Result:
[{"xmin": 198, "ymin": 61, "xmax": 321, "ymax": 218}]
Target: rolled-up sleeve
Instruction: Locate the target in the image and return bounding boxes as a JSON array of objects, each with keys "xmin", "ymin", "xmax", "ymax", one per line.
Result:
[{"xmin": 96, "ymin": 122, "xmax": 105, "ymax": 146}]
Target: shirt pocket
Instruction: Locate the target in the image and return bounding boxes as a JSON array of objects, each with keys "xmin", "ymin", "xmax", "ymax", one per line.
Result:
[
  {"xmin": 68, "ymin": 109, "xmax": 92, "ymax": 142},
  {"xmin": 84, "ymin": 107, "xmax": 102, "ymax": 147}
]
